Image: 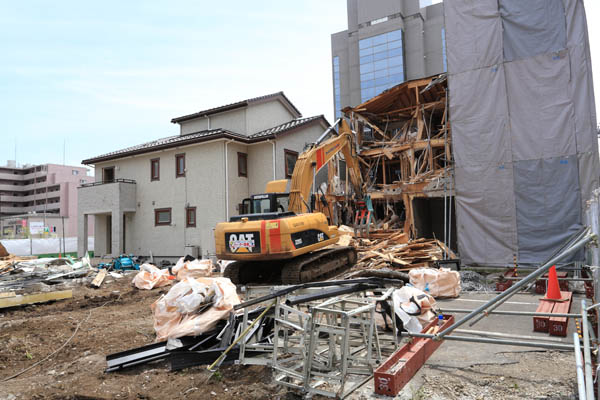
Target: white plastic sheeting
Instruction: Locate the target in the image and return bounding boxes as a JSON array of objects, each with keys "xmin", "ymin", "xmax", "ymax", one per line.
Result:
[
  {"xmin": 0, "ymin": 237, "xmax": 94, "ymax": 256},
  {"xmin": 446, "ymin": 0, "xmax": 599, "ymax": 266}
]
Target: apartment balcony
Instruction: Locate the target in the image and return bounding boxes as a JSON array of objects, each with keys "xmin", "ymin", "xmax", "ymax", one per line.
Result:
[
  {"xmin": 0, "ymin": 171, "xmax": 24, "ymax": 181},
  {"xmin": 78, "ymin": 179, "xmax": 137, "ymax": 215}
]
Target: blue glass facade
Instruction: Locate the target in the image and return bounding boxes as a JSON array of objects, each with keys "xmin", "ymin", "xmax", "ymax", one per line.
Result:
[
  {"xmin": 333, "ymin": 56, "xmax": 341, "ymax": 119},
  {"xmin": 359, "ymin": 29, "xmax": 404, "ymax": 103},
  {"xmin": 442, "ymin": 27, "xmax": 447, "ymax": 72}
]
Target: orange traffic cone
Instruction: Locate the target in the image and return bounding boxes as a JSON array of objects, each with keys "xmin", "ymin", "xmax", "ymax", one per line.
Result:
[{"xmin": 544, "ymin": 265, "xmax": 564, "ymax": 301}]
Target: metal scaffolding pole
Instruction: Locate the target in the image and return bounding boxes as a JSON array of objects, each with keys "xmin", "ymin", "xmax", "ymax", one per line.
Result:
[
  {"xmin": 437, "ymin": 308, "xmax": 580, "ymax": 318},
  {"xmin": 435, "ymin": 231, "xmax": 594, "ymax": 339},
  {"xmin": 400, "ymin": 332, "xmax": 574, "ymax": 351},
  {"xmin": 574, "ymin": 331, "xmax": 587, "ymax": 400},
  {"xmin": 581, "ymin": 299, "xmax": 595, "ymax": 400}
]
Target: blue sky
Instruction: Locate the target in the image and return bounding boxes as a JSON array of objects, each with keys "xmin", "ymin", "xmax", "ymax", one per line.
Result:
[{"xmin": 1, "ymin": 1, "xmax": 599, "ymax": 172}]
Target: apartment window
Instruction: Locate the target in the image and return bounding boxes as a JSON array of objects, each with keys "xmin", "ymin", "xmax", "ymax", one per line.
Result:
[
  {"xmin": 154, "ymin": 208, "xmax": 171, "ymax": 226},
  {"xmin": 175, "ymin": 154, "xmax": 185, "ymax": 177},
  {"xmin": 238, "ymin": 152, "xmax": 247, "ymax": 177},
  {"xmin": 333, "ymin": 56, "xmax": 341, "ymax": 119},
  {"xmin": 150, "ymin": 158, "xmax": 160, "ymax": 181},
  {"xmin": 359, "ymin": 29, "xmax": 405, "ymax": 103},
  {"xmin": 284, "ymin": 149, "xmax": 299, "ymax": 178},
  {"xmin": 72, "ymin": 170, "xmax": 79, "ymax": 175},
  {"xmin": 186, "ymin": 207, "xmax": 196, "ymax": 227}
]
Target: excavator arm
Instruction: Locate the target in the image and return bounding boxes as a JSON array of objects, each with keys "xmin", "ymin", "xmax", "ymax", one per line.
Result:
[{"xmin": 288, "ymin": 119, "xmax": 363, "ymax": 213}]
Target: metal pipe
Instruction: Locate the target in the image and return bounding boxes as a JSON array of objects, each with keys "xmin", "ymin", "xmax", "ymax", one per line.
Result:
[
  {"xmin": 401, "ymin": 332, "xmax": 574, "ymax": 351},
  {"xmin": 454, "ymin": 329, "xmax": 565, "ymax": 343},
  {"xmin": 581, "ymin": 299, "xmax": 595, "ymax": 400},
  {"xmin": 315, "ymin": 119, "xmax": 341, "ymax": 145},
  {"xmin": 436, "ymin": 231, "xmax": 593, "ymax": 338},
  {"xmin": 466, "ymin": 232, "xmax": 593, "ymax": 329},
  {"xmin": 437, "ymin": 308, "xmax": 580, "ymax": 318},
  {"xmin": 503, "ymin": 277, "xmax": 592, "ymax": 282},
  {"xmin": 574, "ymin": 331, "xmax": 588, "ymax": 400}
]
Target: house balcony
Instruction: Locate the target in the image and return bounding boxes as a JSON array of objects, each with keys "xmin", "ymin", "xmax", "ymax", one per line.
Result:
[{"xmin": 78, "ymin": 179, "xmax": 137, "ymax": 215}]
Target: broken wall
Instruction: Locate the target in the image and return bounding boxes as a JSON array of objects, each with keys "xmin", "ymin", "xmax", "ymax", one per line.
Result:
[{"xmin": 446, "ymin": 0, "xmax": 599, "ymax": 265}]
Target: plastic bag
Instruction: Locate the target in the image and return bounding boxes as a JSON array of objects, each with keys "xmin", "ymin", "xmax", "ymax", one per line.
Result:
[
  {"xmin": 409, "ymin": 267, "xmax": 461, "ymax": 298},
  {"xmin": 151, "ymin": 277, "xmax": 240, "ymax": 341},
  {"xmin": 131, "ymin": 264, "xmax": 173, "ymax": 290},
  {"xmin": 172, "ymin": 257, "xmax": 213, "ymax": 280},
  {"xmin": 392, "ymin": 286, "xmax": 437, "ymax": 333}
]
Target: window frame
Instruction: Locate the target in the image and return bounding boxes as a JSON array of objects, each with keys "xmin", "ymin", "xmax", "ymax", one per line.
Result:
[
  {"xmin": 284, "ymin": 149, "xmax": 299, "ymax": 178},
  {"xmin": 154, "ymin": 208, "xmax": 172, "ymax": 226},
  {"xmin": 150, "ymin": 158, "xmax": 160, "ymax": 181},
  {"xmin": 186, "ymin": 207, "xmax": 196, "ymax": 228},
  {"xmin": 175, "ymin": 153, "xmax": 185, "ymax": 178},
  {"xmin": 237, "ymin": 152, "xmax": 248, "ymax": 177}
]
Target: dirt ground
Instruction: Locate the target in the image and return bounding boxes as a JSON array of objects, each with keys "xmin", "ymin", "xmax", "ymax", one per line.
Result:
[{"xmin": 0, "ymin": 275, "xmax": 580, "ymax": 400}]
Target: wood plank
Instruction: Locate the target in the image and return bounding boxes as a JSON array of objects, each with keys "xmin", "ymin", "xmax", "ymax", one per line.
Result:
[
  {"xmin": 91, "ymin": 269, "xmax": 107, "ymax": 288},
  {"xmin": 0, "ymin": 290, "xmax": 72, "ymax": 309},
  {"xmin": 0, "ymin": 292, "xmax": 16, "ymax": 298}
]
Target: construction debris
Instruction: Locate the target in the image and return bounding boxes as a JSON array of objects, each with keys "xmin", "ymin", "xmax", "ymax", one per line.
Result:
[
  {"xmin": 347, "ymin": 234, "xmax": 454, "ymax": 273},
  {"xmin": 91, "ymin": 268, "xmax": 107, "ymax": 288},
  {"xmin": 0, "ymin": 289, "xmax": 72, "ymax": 309}
]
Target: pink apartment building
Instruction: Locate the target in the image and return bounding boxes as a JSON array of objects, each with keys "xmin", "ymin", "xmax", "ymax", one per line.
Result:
[{"xmin": 0, "ymin": 161, "xmax": 94, "ymax": 238}]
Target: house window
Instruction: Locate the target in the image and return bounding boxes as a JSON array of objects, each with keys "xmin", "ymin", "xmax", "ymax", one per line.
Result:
[
  {"xmin": 175, "ymin": 154, "xmax": 185, "ymax": 177},
  {"xmin": 238, "ymin": 152, "xmax": 247, "ymax": 177},
  {"xmin": 150, "ymin": 158, "xmax": 160, "ymax": 181},
  {"xmin": 186, "ymin": 207, "xmax": 196, "ymax": 227},
  {"xmin": 72, "ymin": 170, "xmax": 79, "ymax": 175},
  {"xmin": 284, "ymin": 149, "xmax": 299, "ymax": 178},
  {"xmin": 154, "ymin": 208, "xmax": 171, "ymax": 226}
]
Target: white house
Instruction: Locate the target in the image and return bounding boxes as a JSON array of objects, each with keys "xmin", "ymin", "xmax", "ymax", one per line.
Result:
[{"xmin": 77, "ymin": 92, "xmax": 330, "ymax": 261}]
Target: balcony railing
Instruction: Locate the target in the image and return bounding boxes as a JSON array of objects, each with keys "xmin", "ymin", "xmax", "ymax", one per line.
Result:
[{"xmin": 79, "ymin": 178, "xmax": 136, "ymax": 188}]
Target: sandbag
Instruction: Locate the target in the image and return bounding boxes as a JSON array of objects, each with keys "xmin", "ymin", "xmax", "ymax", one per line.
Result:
[
  {"xmin": 172, "ymin": 257, "xmax": 213, "ymax": 280},
  {"xmin": 132, "ymin": 263, "xmax": 173, "ymax": 290},
  {"xmin": 151, "ymin": 277, "xmax": 240, "ymax": 341},
  {"xmin": 409, "ymin": 267, "xmax": 461, "ymax": 298},
  {"xmin": 392, "ymin": 285, "xmax": 437, "ymax": 333}
]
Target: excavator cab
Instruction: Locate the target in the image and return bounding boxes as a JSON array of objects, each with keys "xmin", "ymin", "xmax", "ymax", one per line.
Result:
[{"xmin": 239, "ymin": 193, "xmax": 290, "ymax": 216}]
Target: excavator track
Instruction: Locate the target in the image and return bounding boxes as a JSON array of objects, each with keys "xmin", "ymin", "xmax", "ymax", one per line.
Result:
[{"xmin": 223, "ymin": 246, "xmax": 357, "ymax": 285}]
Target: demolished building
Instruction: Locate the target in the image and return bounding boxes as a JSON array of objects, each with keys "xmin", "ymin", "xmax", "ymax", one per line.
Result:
[{"xmin": 343, "ymin": 74, "xmax": 456, "ymax": 253}]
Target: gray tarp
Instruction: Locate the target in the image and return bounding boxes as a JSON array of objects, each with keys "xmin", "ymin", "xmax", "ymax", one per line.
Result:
[{"xmin": 446, "ymin": 0, "xmax": 599, "ymax": 266}]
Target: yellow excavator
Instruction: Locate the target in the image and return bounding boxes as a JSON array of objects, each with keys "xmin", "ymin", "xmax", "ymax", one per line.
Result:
[{"xmin": 214, "ymin": 119, "xmax": 364, "ymax": 284}]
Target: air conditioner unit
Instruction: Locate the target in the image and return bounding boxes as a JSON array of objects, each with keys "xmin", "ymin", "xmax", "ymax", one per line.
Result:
[{"xmin": 184, "ymin": 245, "xmax": 200, "ymax": 259}]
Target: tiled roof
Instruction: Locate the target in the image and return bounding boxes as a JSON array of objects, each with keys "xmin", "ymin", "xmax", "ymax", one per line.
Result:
[
  {"xmin": 82, "ymin": 116, "xmax": 328, "ymax": 165},
  {"xmin": 170, "ymin": 91, "xmax": 302, "ymax": 123},
  {"xmin": 249, "ymin": 115, "xmax": 326, "ymax": 139}
]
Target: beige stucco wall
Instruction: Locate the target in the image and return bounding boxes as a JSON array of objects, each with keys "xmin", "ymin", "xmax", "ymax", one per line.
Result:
[
  {"xmin": 226, "ymin": 142, "xmax": 250, "ymax": 217},
  {"xmin": 274, "ymin": 122, "xmax": 329, "ymax": 181},
  {"xmin": 246, "ymin": 100, "xmax": 296, "ymax": 134},
  {"xmin": 179, "ymin": 118, "xmax": 209, "ymax": 135},
  {"xmin": 248, "ymin": 142, "xmax": 274, "ymax": 196},
  {"xmin": 93, "ymin": 139, "xmax": 227, "ymax": 257}
]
